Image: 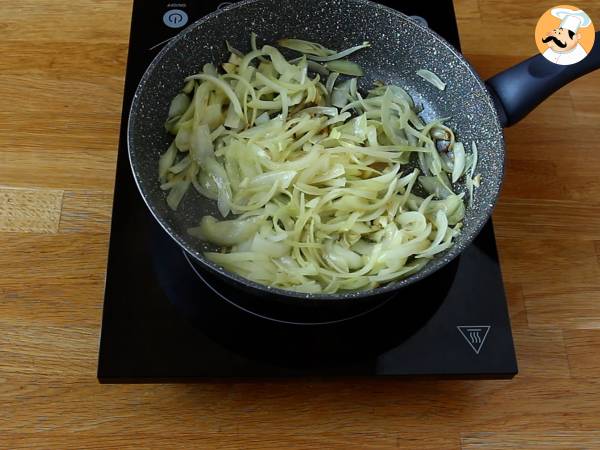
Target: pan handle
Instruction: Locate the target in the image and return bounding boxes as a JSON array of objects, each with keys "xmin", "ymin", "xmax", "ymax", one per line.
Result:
[{"xmin": 486, "ymin": 31, "xmax": 600, "ymax": 127}]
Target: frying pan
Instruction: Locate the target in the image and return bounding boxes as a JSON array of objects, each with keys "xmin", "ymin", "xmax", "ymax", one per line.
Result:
[{"xmin": 128, "ymin": 0, "xmax": 600, "ymax": 304}]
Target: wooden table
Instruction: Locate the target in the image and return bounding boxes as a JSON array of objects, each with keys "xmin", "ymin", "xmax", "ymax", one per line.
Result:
[{"xmin": 2, "ymin": 1, "xmax": 600, "ymax": 448}]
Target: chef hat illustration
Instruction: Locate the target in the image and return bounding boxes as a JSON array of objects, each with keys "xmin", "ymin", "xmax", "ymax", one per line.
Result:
[{"xmin": 551, "ymin": 8, "xmax": 592, "ymax": 33}]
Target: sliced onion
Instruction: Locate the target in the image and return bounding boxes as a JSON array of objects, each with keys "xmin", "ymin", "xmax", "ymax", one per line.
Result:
[
  {"xmin": 158, "ymin": 142, "xmax": 177, "ymax": 182},
  {"xmin": 277, "ymin": 38, "xmax": 336, "ymax": 57},
  {"xmin": 451, "ymin": 141, "xmax": 466, "ymax": 183},
  {"xmin": 325, "ymin": 59, "xmax": 364, "ymax": 76},
  {"xmin": 156, "ymin": 34, "xmax": 466, "ymax": 293},
  {"xmin": 168, "ymin": 93, "xmax": 190, "ymax": 118},
  {"xmin": 416, "ymin": 69, "xmax": 446, "ymax": 91},
  {"xmin": 308, "ymin": 41, "xmax": 371, "ymax": 62}
]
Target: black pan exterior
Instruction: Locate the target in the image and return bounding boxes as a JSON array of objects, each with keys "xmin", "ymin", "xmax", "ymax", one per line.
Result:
[{"xmin": 128, "ymin": 0, "xmax": 505, "ymax": 300}]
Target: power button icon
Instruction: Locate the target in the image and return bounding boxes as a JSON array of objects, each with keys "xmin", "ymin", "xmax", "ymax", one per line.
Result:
[{"xmin": 163, "ymin": 9, "xmax": 188, "ymax": 28}]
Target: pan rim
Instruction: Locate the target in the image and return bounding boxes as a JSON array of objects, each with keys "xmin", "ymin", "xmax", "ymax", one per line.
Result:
[{"xmin": 127, "ymin": 0, "xmax": 506, "ymax": 301}]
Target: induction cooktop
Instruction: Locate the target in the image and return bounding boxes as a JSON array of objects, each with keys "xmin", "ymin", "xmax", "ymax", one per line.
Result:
[{"xmin": 97, "ymin": 0, "xmax": 518, "ymax": 382}]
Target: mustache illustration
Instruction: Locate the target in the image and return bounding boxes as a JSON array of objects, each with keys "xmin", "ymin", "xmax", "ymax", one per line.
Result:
[{"xmin": 542, "ymin": 35, "xmax": 567, "ymax": 48}]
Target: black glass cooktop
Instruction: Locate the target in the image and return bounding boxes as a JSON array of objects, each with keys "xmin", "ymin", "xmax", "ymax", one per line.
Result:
[{"xmin": 97, "ymin": 0, "xmax": 518, "ymax": 381}]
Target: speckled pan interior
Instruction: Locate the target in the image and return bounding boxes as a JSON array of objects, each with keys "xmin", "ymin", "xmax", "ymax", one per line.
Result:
[{"xmin": 128, "ymin": 0, "xmax": 505, "ymax": 300}]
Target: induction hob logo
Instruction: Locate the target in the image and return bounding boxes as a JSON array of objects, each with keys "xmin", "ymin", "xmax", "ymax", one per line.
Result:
[{"xmin": 457, "ymin": 326, "xmax": 491, "ymax": 355}]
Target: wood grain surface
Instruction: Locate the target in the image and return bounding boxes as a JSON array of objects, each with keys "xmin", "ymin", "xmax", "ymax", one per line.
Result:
[{"xmin": 1, "ymin": 0, "xmax": 600, "ymax": 448}]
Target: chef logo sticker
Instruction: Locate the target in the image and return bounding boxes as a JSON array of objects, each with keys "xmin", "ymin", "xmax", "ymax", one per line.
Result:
[{"xmin": 535, "ymin": 5, "xmax": 595, "ymax": 65}]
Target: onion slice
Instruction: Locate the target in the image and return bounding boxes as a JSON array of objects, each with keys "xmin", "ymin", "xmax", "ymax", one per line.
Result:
[
  {"xmin": 416, "ymin": 69, "xmax": 446, "ymax": 91},
  {"xmin": 156, "ymin": 34, "xmax": 467, "ymax": 293}
]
